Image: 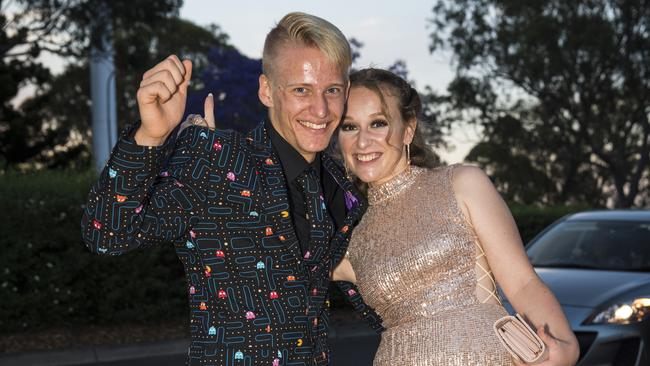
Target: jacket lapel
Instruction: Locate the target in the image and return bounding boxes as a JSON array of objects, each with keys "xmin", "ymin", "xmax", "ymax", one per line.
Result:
[
  {"xmin": 321, "ymin": 154, "xmax": 368, "ymax": 264},
  {"xmin": 245, "ymin": 123, "xmax": 304, "ymax": 263}
]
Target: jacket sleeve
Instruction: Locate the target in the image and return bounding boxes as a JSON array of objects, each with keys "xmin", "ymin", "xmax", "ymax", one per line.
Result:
[
  {"xmin": 81, "ymin": 124, "xmax": 210, "ymax": 255},
  {"xmin": 335, "ymin": 281, "xmax": 385, "ymax": 334}
]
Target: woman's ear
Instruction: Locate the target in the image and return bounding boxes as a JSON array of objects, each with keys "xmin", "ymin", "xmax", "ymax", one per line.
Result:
[
  {"xmin": 404, "ymin": 117, "xmax": 417, "ymax": 145},
  {"xmin": 258, "ymin": 74, "xmax": 273, "ymax": 108}
]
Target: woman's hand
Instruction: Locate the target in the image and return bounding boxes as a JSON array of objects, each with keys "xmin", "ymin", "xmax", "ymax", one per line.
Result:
[
  {"xmin": 537, "ymin": 326, "xmax": 579, "ymax": 366},
  {"xmin": 513, "ymin": 326, "xmax": 579, "ymax": 366}
]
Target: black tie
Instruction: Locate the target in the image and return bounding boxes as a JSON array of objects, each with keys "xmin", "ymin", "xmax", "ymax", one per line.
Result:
[{"xmin": 296, "ymin": 167, "xmax": 335, "ymax": 360}]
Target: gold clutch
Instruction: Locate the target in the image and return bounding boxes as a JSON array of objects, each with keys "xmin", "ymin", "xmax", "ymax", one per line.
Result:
[{"xmin": 494, "ymin": 313, "xmax": 548, "ymax": 364}]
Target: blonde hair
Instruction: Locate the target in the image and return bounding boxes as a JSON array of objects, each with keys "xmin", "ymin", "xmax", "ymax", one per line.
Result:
[{"xmin": 263, "ymin": 12, "xmax": 351, "ymax": 79}]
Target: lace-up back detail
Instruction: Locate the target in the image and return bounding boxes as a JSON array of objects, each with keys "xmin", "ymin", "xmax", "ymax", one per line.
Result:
[
  {"xmin": 469, "ymin": 220, "xmax": 502, "ymax": 305},
  {"xmin": 444, "ymin": 165, "xmax": 502, "ymax": 306}
]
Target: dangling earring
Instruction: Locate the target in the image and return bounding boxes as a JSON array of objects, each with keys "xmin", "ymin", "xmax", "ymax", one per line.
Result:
[
  {"xmin": 406, "ymin": 143, "xmax": 411, "ymax": 172},
  {"xmin": 406, "ymin": 143, "xmax": 411, "ymax": 165}
]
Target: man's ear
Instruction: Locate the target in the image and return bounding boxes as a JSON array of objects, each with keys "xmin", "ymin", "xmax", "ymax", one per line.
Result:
[
  {"xmin": 258, "ymin": 74, "xmax": 273, "ymax": 108},
  {"xmin": 404, "ymin": 117, "xmax": 417, "ymax": 145}
]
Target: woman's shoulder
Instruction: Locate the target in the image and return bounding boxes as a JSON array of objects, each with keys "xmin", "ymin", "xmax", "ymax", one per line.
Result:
[
  {"xmin": 449, "ymin": 163, "xmax": 488, "ymax": 181},
  {"xmin": 416, "ymin": 163, "xmax": 491, "ymax": 195},
  {"xmin": 445, "ymin": 164, "xmax": 495, "ymax": 201}
]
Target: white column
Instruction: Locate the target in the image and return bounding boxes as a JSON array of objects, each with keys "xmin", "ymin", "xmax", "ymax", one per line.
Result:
[{"xmin": 89, "ymin": 1, "xmax": 117, "ymax": 173}]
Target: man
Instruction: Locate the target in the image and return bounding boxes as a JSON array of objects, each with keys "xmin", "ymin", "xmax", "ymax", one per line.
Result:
[{"xmin": 81, "ymin": 12, "xmax": 381, "ymax": 365}]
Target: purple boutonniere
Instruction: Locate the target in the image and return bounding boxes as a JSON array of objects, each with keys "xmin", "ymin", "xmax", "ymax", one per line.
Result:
[{"xmin": 344, "ymin": 191, "xmax": 359, "ymax": 211}]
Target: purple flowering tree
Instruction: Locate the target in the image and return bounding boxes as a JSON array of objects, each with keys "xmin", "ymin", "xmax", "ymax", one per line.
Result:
[{"xmin": 185, "ymin": 46, "xmax": 265, "ymax": 133}]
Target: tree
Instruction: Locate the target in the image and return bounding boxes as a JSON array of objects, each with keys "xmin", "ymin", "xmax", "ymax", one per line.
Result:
[
  {"xmin": 0, "ymin": 0, "xmax": 190, "ymax": 169},
  {"xmin": 4, "ymin": 0, "xmax": 183, "ymax": 58},
  {"xmin": 0, "ymin": 6, "xmax": 52, "ymax": 169},
  {"xmin": 430, "ymin": 0, "xmax": 650, "ymax": 207},
  {"xmin": 1, "ymin": 1, "xmax": 231, "ymax": 169},
  {"xmin": 184, "ymin": 47, "xmax": 265, "ymax": 133}
]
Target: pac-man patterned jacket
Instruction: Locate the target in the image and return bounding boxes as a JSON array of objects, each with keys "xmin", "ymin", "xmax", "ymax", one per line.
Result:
[{"xmin": 81, "ymin": 121, "xmax": 382, "ymax": 366}]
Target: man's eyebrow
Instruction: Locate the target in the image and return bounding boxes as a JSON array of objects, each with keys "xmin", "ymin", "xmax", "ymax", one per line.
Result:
[
  {"xmin": 327, "ymin": 82, "xmax": 346, "ymax": 88},
  {"xmin": 283, "ymin": 82, "xmax": 346, "ymax": 88}
]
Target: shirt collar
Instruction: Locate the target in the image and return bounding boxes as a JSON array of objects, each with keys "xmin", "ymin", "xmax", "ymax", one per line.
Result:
[{"xmin": 266, "ymin": 120, "xmax": 322, "ymax": 182}]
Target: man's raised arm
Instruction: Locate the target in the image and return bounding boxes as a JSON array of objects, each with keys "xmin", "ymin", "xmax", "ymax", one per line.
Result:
[{"xmin": 81, "ymin": 55, "xmax": 207, "ymax": 255}]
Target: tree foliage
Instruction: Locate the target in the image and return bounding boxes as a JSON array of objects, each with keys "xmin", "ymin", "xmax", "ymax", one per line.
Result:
[
  {"xmin": 4, "ymin": 0, "xmax": 183, "ymax": 57},
  {"xmin": 0, "ymin": 5, "xmax": 52, "ymax": 169},
  {"xmin": 430, "ymin": 0, "xmax": 650, "ymax": 207},
  {"xmin": 185, "ymin": 47, "xmax": 265, "ymax": 133},
  {"xmin": 0, "ymin": 0, "xmax": 232, "ymax": 169}
]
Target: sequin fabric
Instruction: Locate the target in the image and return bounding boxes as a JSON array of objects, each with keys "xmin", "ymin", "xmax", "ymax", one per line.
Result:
[{"xmin": 347, "ymin": 165, "xmax": 514, "ymax": 365}]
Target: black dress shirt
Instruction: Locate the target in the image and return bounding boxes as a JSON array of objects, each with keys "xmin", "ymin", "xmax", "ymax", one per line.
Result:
[{"xmin": 266, "ymin": 121, "xmax": 346, "ymax": 254}]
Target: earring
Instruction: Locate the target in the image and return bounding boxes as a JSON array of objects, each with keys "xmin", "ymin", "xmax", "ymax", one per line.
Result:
[
  {"xmin": 405, "ymin": 143, "xmax": 412, "ymax": 173},
  {"xmin": 406, "ymin": 143, "xmax": 411, "ymax": 165}
]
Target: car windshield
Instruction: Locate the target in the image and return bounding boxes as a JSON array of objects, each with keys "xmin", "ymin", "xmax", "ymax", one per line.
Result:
[{"xmin": 527, "ymin": 220, "xmax": 650, "ymax": 271}]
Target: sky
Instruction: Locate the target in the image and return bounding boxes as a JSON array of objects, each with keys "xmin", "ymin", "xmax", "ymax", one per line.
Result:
[{"xmin": 180, "ymin": 1, "xmax": 479, "ymax": 163}]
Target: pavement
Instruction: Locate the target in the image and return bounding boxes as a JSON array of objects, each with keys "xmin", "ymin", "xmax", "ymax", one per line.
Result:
[{"xmin": 0, "ymin": 312, "xmax": 381, "ymax": 366}]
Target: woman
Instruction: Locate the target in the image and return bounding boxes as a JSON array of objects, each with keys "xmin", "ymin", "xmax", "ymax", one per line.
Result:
[{"xmin": 332, "ymin": 68, "xmax": 579, "ymax": 365}]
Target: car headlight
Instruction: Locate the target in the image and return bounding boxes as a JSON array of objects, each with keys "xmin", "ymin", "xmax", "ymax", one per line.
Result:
[{"xmin": 586, "ymin": 298, "xmax": 650, "ymax": 324}]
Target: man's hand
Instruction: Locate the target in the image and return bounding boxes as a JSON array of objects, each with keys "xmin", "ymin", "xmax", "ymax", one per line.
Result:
[
  {"xmin": 135, "ymin": 55, "xmax": 192, "ymax": 146},
  {"xmin": 176, "ymin": 93, "xmax": 217, "ymax": 136},
  {"xmin": 203, "ymin": 92, "xmax": 216, "ymax": 129}
]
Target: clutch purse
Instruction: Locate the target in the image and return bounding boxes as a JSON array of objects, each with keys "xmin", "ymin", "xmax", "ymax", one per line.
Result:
[{"xmin": 494, "ymin": 313, "xmax": 547, "ymax": 364}]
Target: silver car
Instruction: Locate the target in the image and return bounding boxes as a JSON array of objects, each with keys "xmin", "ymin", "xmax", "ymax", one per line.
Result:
[{"xmin": 523, "ymin": 210, "xmax": 650, "ymax": 366}]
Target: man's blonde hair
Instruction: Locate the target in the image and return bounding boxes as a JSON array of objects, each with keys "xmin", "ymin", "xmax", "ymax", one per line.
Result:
[{"xmin": 262, "ymin": 12, "xmax": 351, "ymax": 80}]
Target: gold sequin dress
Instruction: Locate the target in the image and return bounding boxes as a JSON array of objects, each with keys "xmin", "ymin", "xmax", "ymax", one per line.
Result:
[{"xmin": 347, "ymin": 165, "xmax": 514, "ymax": 365}]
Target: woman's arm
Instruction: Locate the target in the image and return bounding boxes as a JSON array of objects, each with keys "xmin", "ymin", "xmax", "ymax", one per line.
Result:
[{"xmin": 452, "ymin": 165, "xmax": 579, "ymax": 365}]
